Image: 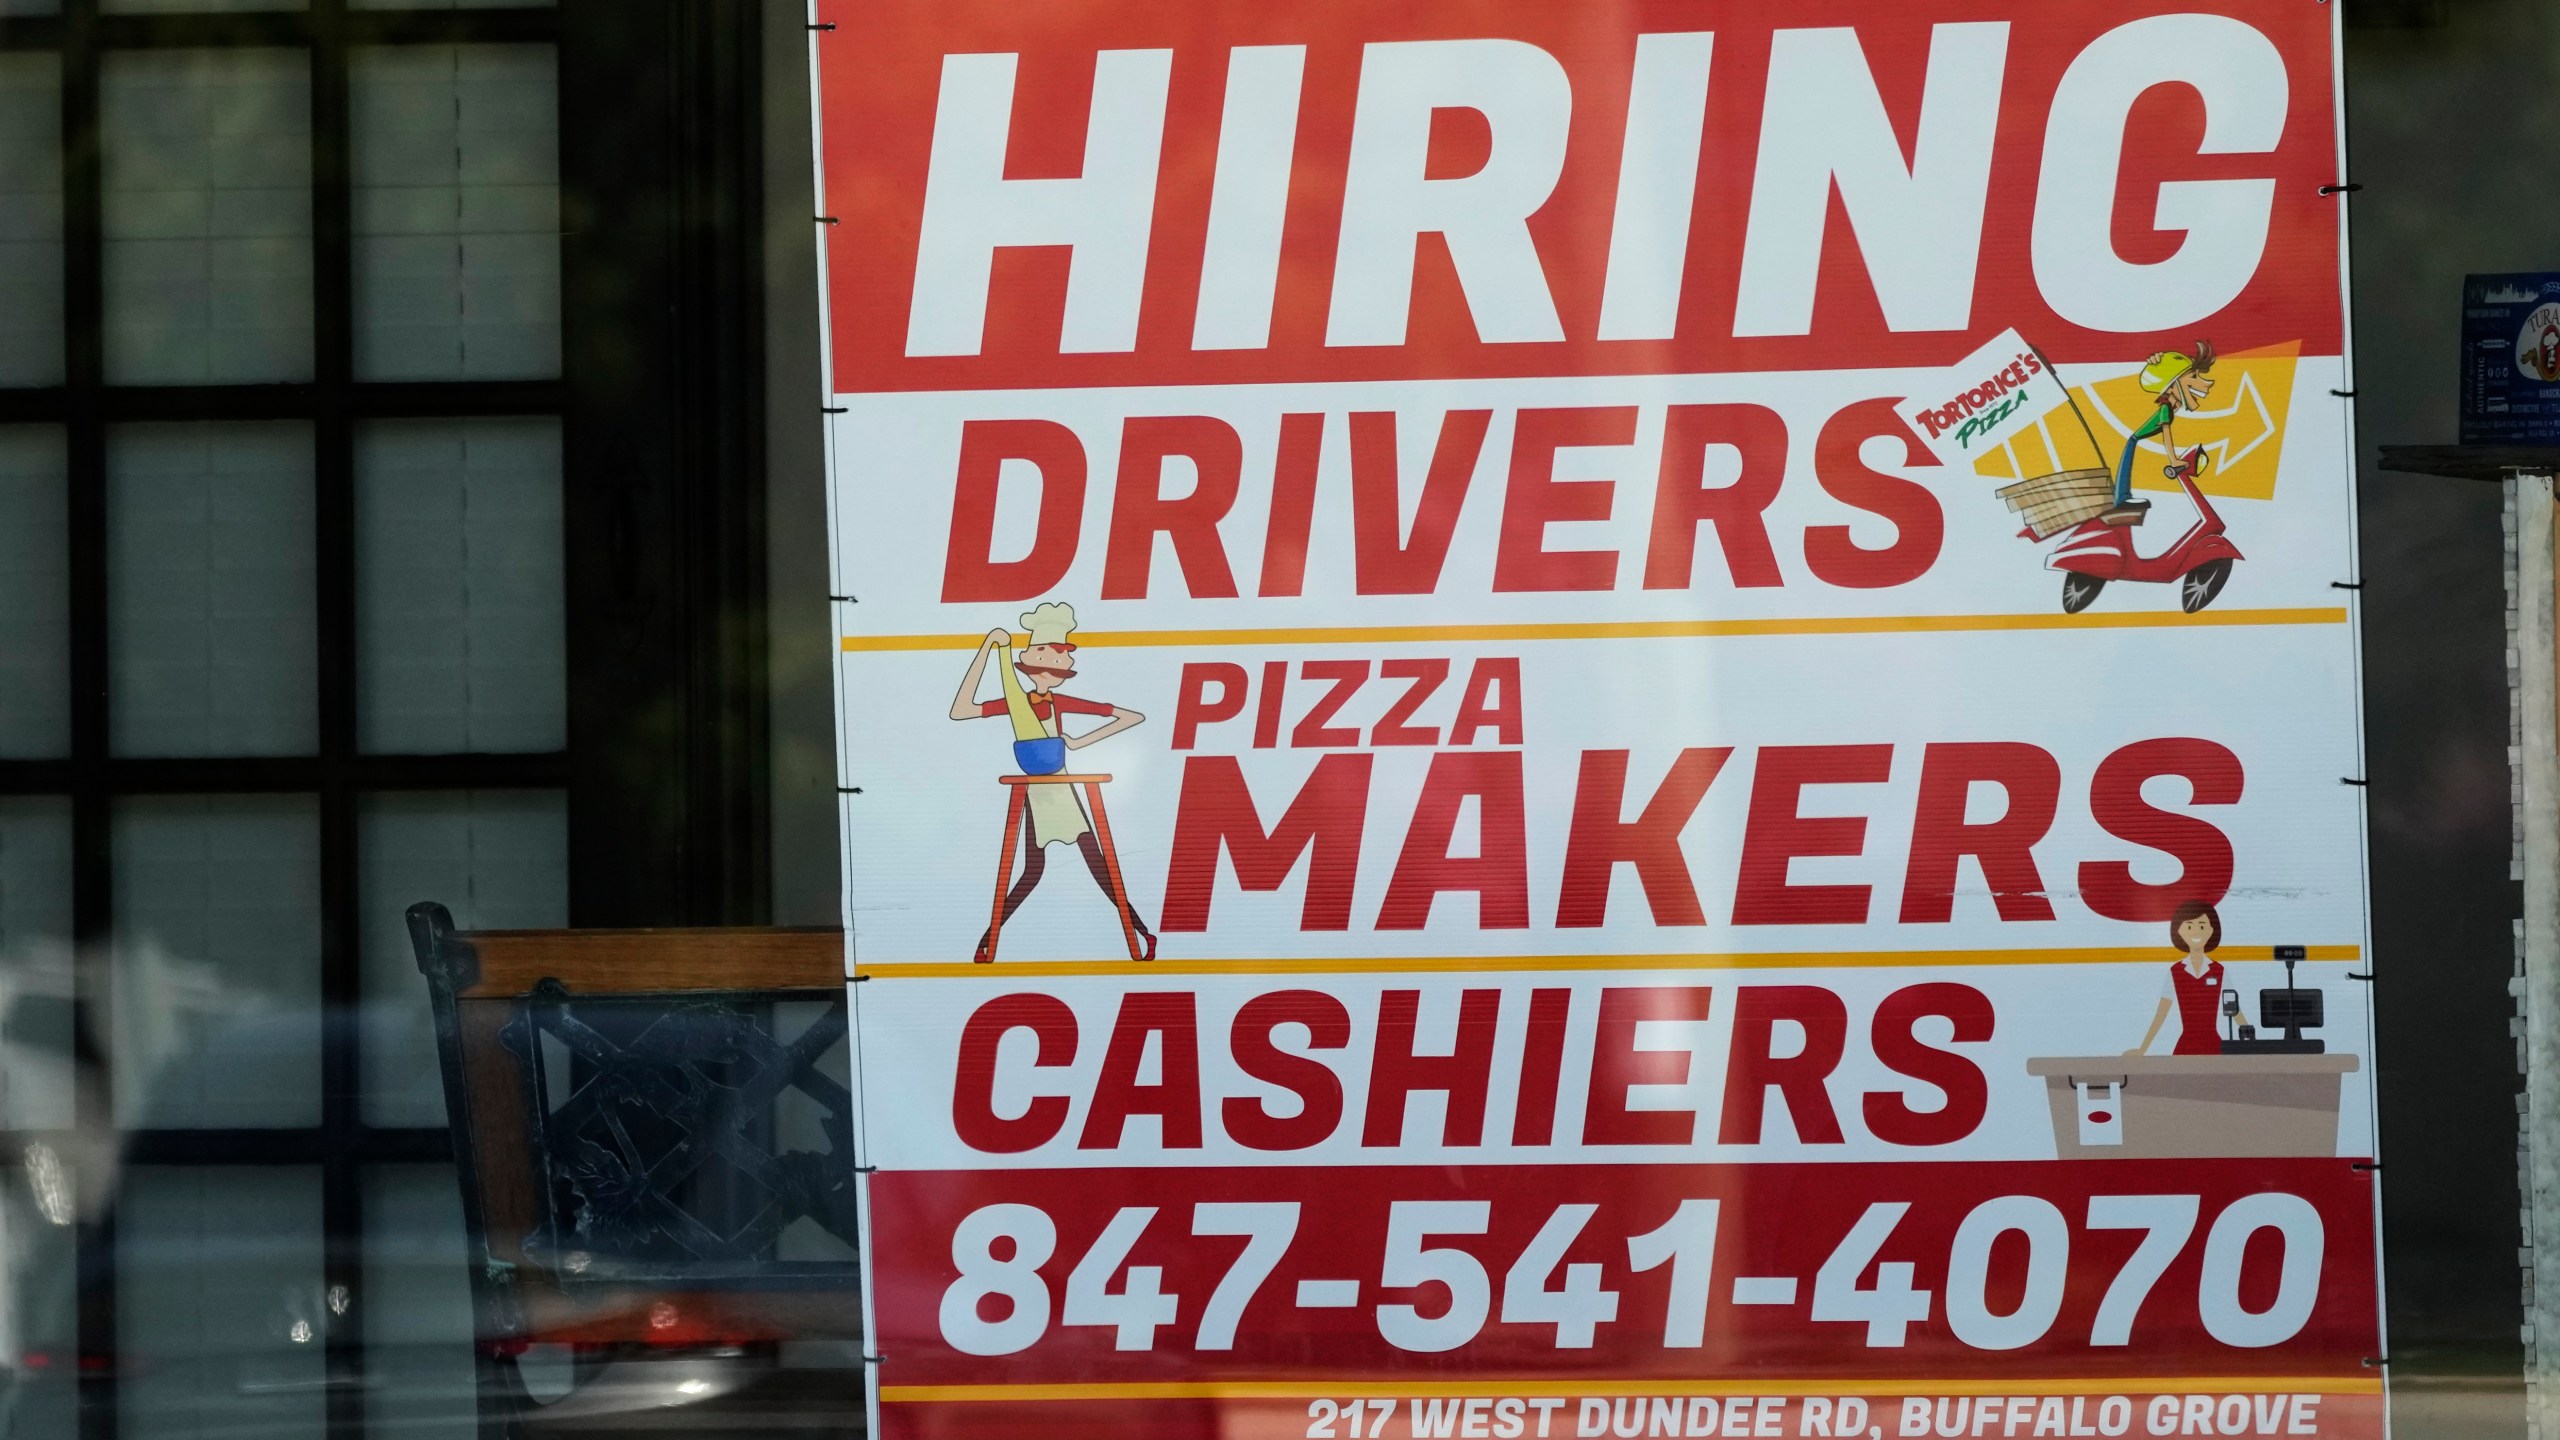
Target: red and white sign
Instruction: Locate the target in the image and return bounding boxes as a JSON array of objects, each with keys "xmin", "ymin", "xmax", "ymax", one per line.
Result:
[{"xmin": 812, "ymin": 1, "xmax": 2378, "ymax": 1437}]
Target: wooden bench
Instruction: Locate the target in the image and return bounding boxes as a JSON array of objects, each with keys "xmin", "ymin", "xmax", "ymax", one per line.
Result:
[{"xmin": 406, "ymin": 902, "xmax": 862, "ymax": 1434}]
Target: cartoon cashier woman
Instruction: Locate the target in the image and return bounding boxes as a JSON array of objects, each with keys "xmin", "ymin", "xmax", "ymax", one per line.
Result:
[
  {"xmin": 948, "ymin": 602, "xmax": 1157, "ymax": 961},
  {"xmin": 2127, "ymin": 900, "xmax": 2254, "ymax": 1056}
]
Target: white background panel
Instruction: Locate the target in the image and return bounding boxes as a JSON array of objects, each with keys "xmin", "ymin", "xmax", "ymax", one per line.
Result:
[
  {"xmin": 839, "ymin": 623, "xmax": 2362, "ymax": 964},
  {"xmin": 850, "ymin": 963, "xmax": 2375, "ymax": 1171},
  {"xmin": 829, "ymin": 361, "xmax": 2354, "ymax": 634}
]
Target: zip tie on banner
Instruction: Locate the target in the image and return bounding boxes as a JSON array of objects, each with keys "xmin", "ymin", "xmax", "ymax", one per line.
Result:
[
  {"xmin": 839, "ymin": 786, "xmax": 865, "ymax": 795},
  {"xmin": 2347, "ymin": 971, "xmax": 2375, "ymax": 982},
  {"xmin": 2340, "ymin": 777, "xmax": 2368, "ymax": 786},
  {"xmin": 2362, "ymin": 1356, "xmax": 2389, "ymax": 1368},
  {"xmin": 823, "ymin": 406, "xmax": 848, "ymax": 414},
  {"xmin": 2332, "ymin": 581, "xmax": 2363, "ymax": 590},
  {"xmin": 830, "ymin": 594, "xmax": 856, "ymax": 603},
  {"xmin": 2320, "ymin": 182, "xmax": 2361, "ymax": 195},
  {"xmin": 2331, "ymin": 388, "xmax": 2356, "ymax": 397},
  {"xmin": 818, "ymin": 215, "xmax": 841, "ymax": 225},
  {"xmin": 863, "ymin": 1353, "xmax": 888, "ymax": 1367},
  {"xmin": 854, "ymin": 1164, "xmax": 879, "ymax": 1175},
  {"xmin": 810, "ymin": 21, "xmax": 836, "ymax": 30},
  {"xmin": 2353, "ymin": 1161, "xmax": 2382, "ymax": 1172}
]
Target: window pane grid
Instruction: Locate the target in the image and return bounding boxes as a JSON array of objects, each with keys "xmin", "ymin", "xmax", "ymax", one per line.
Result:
[
  {"xmin": 100, "ymin": 46, "xmax": 315, "ymax": 384},
  {"xmin": 357, "ymin": 417, "xmax": 563, "ymax": 753},
  {"xmin": 352, "ymin": 43, "xmax": 559, "ymax": 381},
  {"xmin": 111, "ymin": 793, "xmax": 323, "ymax": 1130},
  {"xmin": 0, "ymin": 428, "xmax": 72, "ymax": 757},
  {"xmin": 0, "ymin": 8, "xmax": 562, "ymax": 45},
  {"xmin": 108, "ymin": 420, "xmax": 321, "ymax": 757},
  {"xmin": 0, "ymin": 52, "xmax": 65, "ymax": 386},
  {"xmin": 6, "ymin": 9, "xmax": 572, "ymax": 1440}
]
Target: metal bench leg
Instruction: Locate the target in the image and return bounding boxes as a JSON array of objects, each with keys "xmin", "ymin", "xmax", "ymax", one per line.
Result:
[{"xmin": 1080, "ymin": 781, "xmax": 1146, "ymax": 961}]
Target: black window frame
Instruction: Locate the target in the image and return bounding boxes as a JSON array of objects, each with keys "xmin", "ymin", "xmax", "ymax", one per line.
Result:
[{"xmin": 0, "ymin": 3, "xmax": 772, "ymax": 1436}]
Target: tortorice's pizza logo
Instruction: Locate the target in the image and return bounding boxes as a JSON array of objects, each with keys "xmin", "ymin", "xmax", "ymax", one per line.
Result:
[
  {"xmin": 2519, "ymin": 302, "xmax": 2560, "ymax": 382},
  {"xmin": 1898, "ymin": 328, "xmax": 2049, "ymax": 460}
]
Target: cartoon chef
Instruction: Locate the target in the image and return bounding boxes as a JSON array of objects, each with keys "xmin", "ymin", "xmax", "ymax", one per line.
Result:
[
  {"xmin": 948, "ymin": 601, "xmax": 1156, "ymax": 961},
  {"xmin": 2127, "ymin": 900, "xmax": 2255, "ymax": 1055}
]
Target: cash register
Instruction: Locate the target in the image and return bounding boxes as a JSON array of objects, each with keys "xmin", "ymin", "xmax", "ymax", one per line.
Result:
[{"xmin": 2221, "ymin": 945, "xmax": 2326, "ymax": 1055}]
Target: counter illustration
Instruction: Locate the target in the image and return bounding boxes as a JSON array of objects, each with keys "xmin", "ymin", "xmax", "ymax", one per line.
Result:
[{"xmin": 2026, "ymin": 1054, "xmax": 2362, "ymax": 1159}]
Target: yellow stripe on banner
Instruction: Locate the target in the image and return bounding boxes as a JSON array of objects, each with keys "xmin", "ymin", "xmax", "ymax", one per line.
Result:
[
  {"xmin": 880, "ymin": 1375, "xmax": 2384, "ymax": 1403},
  {"xmin": 840, "ymin": 608, "xmax": 2348, "ymax": 653},
  {"xmin": 852, "ymin": 944, "xmax": 2361, "ymax": 981}
]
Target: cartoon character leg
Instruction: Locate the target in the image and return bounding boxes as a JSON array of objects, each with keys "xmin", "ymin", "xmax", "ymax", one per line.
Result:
[
  {"xmin": 1078, "ymin": 780, "xmax": 1153, "ymax": 961},
  {"xmin": 975, "ymin": 827, "xmax": 1049, "ymax": 963},
  {"xmin": 2101, "ymin": 441, "xmax": 2153, "ymax": 526},
  {"xmin": 979, "ymin": 784, "xmax": 1029, "ymax": 963}
]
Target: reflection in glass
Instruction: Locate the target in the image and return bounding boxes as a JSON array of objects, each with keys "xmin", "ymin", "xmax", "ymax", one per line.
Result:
[
  {"xmin": 773, "ymin": 1001, "xmax": 862, "ymax": 1264},
  {"xmin": 0, "ymin": 54, "xmax": 64, "ymax": 387},
  {"xmin": 0, "ymin": 428, "xmax": 68, "ymax": 759},
  {"xmin": 119, "ymin": 1168, "xmax": 325, "ymax": 1440},
  {"xmin": 109, "ymin": 423, "xmax": 318, "ymax": 758},
  {"xmin": 363, "ymin": 1167, "xmax": 477, "ymax": 1440},
  {"xmin": 353, "ymin": 45, "xmax": 561, "ymax": 381},
  {"xmin": 102, "ymin": 49, "xmax": 314, "ymax": 384},
  {"xmin": 359, "ymin": 790, "xmax": 567, "ymax": 1127},
  {"xmin": 0, "ymin": 1163, "xmax": 79, "ymax": 1440},
  {"xmin": 357, "ymin": 418, "xmax": 565, "ymax": 754},
  {"xmin": 112, "ymin": 796, "xmax": 320, "ymax": 1130},
  {"xmin": 0, "ymin": 800, "xmax": 74, "ymax": 1134}
]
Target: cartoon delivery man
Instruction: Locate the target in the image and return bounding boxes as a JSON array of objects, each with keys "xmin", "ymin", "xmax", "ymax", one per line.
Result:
[
  {"xmin": 2104, "ymin": 341, "xmax": 2217, "ymax": 527},
  {"xmin": 948, "ymin": 602, "xmax": 1157, "ymax": 961},
  {"xmin": 2127, "ymin": 900, "xmax": 2255, "ymax": 1055}
]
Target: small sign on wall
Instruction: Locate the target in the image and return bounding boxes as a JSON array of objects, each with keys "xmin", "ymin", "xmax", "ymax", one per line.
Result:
[{"xmin": 2462, "ymin": 272, "xmax": 2560, "ymax": 444}]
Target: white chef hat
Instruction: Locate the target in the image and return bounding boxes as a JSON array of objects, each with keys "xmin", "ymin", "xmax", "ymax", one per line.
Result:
[{"xmin": 1019, "ymin": 601, "xmax": 1079, "ymax": 649}]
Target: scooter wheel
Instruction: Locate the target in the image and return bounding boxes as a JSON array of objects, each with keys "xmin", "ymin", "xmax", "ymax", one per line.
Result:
[
  {"xmin": 2061, "ymin": 573, "xmax": 2105, "ymax": 614},
  {"xmin": 2180, "ymin": 558, "xmax": 2233, "ymax": 614}
]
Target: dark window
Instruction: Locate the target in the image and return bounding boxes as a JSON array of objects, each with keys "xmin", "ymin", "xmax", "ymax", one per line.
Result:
[{"xmin": 0, "ymin": 3, "xmax": 769, "ymax": 1434}]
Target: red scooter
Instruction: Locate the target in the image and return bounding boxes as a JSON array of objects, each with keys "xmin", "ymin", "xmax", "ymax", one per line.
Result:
[{"xmin": 2040, "ymin": 446, "xmax": 2241, "ymax": 614}]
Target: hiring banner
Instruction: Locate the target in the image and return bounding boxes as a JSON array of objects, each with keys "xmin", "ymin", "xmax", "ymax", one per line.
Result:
[{"xmin": 810, "ymin": 2, "xmax": 2377, "ymax": 1438}]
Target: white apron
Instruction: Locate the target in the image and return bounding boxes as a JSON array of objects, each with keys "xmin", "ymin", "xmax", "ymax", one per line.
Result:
[{"xmin": 1024, "ymin": 708, "xmax": 1091, "ymax": 847}]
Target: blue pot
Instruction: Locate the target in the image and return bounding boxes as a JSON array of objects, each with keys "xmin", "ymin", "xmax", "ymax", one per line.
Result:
[{"xmin": 1013, "ymin": 737, "xmax": 1067, "ymax": 775}]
